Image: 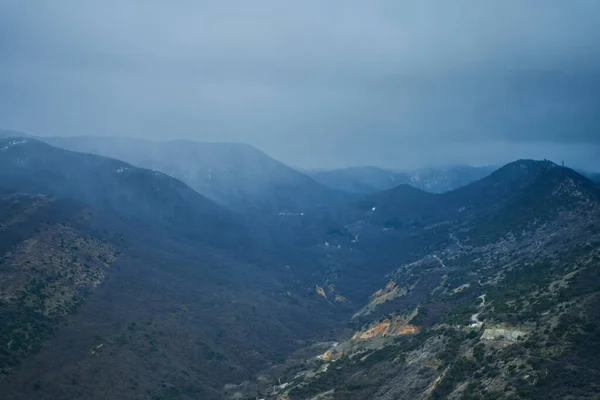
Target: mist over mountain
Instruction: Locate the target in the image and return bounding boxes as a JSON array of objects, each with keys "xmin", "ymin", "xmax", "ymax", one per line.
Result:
[
  {"xmin": 43, "ymin": 136, "xmax": 352, "ymax": 214},
  {"xmin": 0, "ymin": 129, "xmax": 28, "ymax": 139},
  {"xmin": 0, "ymin": 138, "xmax": 347, "ymax": 399}
]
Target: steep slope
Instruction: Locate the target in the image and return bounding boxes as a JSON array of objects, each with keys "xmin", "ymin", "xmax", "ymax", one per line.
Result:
[
  {"xmin": 309, "ymin": 165, "xmax": 495, "ymax": 194},
  {"xmin": 0, "ymin": 139, "xmax": 348, "ymax": 399},
  {"xmin": 0, "ymin": 194, "xmax": 118, "ymax": 380},
  {"xmin": 238, "ymin": 162, "xmax": 600, "ymax": 400},
  {"xmin": 0, "ymin": 138, "xmax": 245, "ymax": 251},
  {"xmin": 284, "ymin": 161, "xmax": 597, "ymax": 294},
  {"xmin": 43, "ymin": 136, "xmax": 352, "ymax": 213},
  {"xmin": 310, "ymin": 161, "xmax": 600, "ymax": 299}
]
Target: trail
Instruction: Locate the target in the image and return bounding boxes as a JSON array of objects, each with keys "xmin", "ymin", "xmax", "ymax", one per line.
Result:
[
  {"xmin": 470, "ymin": 294, "xmax": 486, "ymax": 327},
  {"xmin": 449, "ymin": 233, "xmax": 466, "ymax": 250},
  {"xmin": 433, "ymin": 255, "xmax": 446, "ymax": 268}
]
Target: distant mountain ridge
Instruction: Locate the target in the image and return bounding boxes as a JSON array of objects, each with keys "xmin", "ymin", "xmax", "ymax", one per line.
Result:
[
  {"xmin": 346, "ymin": 159, "xmax": 599, "ymax": 229},
  {"xmin": 3, "ymin": 128, "xmax": 598, "ymax": 203},
  {"xmin": 308, "ymin": 165, "xmax": 497, "ymax": 194}
]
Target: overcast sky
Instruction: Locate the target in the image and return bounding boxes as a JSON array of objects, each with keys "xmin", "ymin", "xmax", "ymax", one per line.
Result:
[{"xmin": 1, "ymin": 1, "xmax": 599, "ymax": 170}]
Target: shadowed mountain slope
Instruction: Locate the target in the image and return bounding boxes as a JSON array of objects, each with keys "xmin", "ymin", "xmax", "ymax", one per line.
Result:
[{"xmin": 0, "ymin": 139, "xmax": 349, "ymax": 399}]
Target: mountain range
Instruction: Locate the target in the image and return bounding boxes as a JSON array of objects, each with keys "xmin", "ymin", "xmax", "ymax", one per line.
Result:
[
  {"xmin": 0, "ymin": 132, "xmax": 599, "ymax": 400},
  {"xmin": 242, "ymin": 161, "xmax": 600, "ymax": 400},
  {"xmin": 308, "ymin": 165, "xmax": 497, "ymax": 194}
]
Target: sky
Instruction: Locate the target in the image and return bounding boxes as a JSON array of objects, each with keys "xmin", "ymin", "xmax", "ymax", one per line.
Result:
[{"xmin": 1, "ymin": 1, "xmax": 599, "ymax": 170}]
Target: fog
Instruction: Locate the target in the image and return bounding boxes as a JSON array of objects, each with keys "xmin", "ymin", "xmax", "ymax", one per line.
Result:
[{"xmin": 1, "ymin": 1, "xmax": 599, "ymax": 170}]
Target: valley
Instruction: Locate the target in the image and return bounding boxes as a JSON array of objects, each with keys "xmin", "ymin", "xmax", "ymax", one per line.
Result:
[
  {"xmin": 232, "ymin": 161, "xmax": 600, "ymax": 399},
  {"xmin": 0, "ymin": 136, "xmax": 599, "ymax": 400},
  {"xmin": 2, "ymin": 3, "xmax": 600, "ymax": 399}
]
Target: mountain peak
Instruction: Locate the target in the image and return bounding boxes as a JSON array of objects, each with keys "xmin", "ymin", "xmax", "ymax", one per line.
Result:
[{"xmin": 486, "ymin": 159, "xmax": 558, "ymax": 180}]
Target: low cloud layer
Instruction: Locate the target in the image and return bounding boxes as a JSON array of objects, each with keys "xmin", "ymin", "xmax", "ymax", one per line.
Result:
[{"xmin": 1, "ymin": 1, "xmax": 599, "ymax": 169}]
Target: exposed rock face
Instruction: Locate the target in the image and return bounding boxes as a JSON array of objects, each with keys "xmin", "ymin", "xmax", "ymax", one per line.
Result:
[
  {"xmin": 352, "ymin": 319, "xmax": 420, "ymax": 340},
  {"xmin": 316, "ymin": 285, "xmax": 328, "ymax": 300},
  {"xmin": 319, "ymin": 348, "xmax": 343, "ymax": 361},
  {"xmin": 353, "ymin": 281, "xmax": 407, "ymax": 318},
  {"xmin": 481, "ymin": 328, "xmax": 527, "ymax": 341}
]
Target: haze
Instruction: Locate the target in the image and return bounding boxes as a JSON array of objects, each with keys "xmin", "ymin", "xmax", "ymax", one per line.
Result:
[{"xmin": 1, "ymin": 1, "xmax": 599, "ymax": 170}]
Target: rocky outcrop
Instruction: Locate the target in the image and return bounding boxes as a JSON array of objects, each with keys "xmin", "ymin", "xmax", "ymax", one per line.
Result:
[
  {"xmin": 352, "ymin": 281, "xmax": 407, "ymax": 318},
  {"xmin": 481, "ymin": 328, "xmax": 527, "ymax": 341}
]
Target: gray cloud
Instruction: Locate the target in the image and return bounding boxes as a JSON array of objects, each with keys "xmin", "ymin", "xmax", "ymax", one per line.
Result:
[{"xmin": 1, "ymin": 1, "xmax": 599, "ymax": 169}]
